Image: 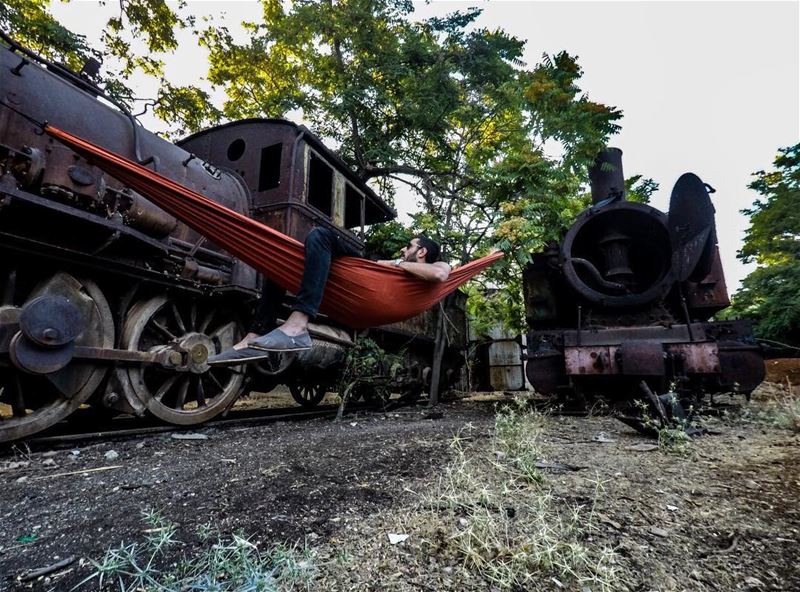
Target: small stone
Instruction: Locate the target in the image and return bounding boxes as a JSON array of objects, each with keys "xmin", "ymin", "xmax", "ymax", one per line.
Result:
[
  {"xmin": 170, "ymin": 433, "xmax": 208, "ymax": 440},
  {"xmin": 666, "ymin": 504, "xmax": 678, "ymax": 512},
  {"xmin": 16, "ymin": 476, "xmax": 28, "ymax": 484},
  {"xmin": 387, "ymin": 533, "xmax": 409, "ymax": 544},
  {"xmin": 104, "ymin": 450, "xmax": 119, "ymax": 460},
  {"xmin": 649, "ymin": 526, "xmax": 669, "ymax": 537},
  {"xmin": 70, "ymin": 449, "xmax": 81, "ymax": 457},
  {"xmin": 41, "ymin": 458, "xmax": 57, "ymax": 467},
  {"xmin": 458, "ymin": 518, "xmax": 469, "ymax": 528},
  {"xmin": 625, "ymin": 443, "xmax": 659, "ymax": 452},
  {"xmin": 443, "ymin": 566, "xmax": 453, "ymax": 575},
  {"xmin": 593, "ymin": 432, "xmax": 615, "ymax": 443},
  {"xmin": 599, "ymin": 514, "xmax": 621, "ymax": 530},
  {"xmin": 744, "ymin": 479, "xmax": 759, "ymax": 490},
  {"xmin": 494, "ymin": 451, "xmax": 507, "ymax": 460},
  {"xmin": 135, "ymin": 443, "xmax": 145, "ymax": 449}
]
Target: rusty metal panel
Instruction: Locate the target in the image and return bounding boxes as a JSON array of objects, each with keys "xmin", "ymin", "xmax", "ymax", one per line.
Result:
[
  {"xmin": 668, "ymin": 342, "xmax": 719, "ymax": 374},
  {"xmin": 685, "ymin": 248, "xmax": 730, "ymax": 315},
  {"xmin": 565, "ymin": 346, "xmax": 619, "ymax": 375},
  {"xmin": 618, "ymin": 341, "xmax": 665, "ymax": 376},
  {"xmin": 564, "ymin": 324, "xmax": 707, "ymax": 347}
]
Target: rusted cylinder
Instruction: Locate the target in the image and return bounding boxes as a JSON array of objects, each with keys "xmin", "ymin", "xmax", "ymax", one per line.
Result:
[
  {"xmin": 589, "ymin": 148, "xmax": 625, "ymax": 204},
  {"xmin": 123, "ymin": 191, "xmax": 179, "ymax": 237}
]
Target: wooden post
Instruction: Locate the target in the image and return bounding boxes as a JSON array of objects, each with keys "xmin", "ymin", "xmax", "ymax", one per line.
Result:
[{"xmin": 428, "ymin": 302, "xmax": 447, "ymax": 406}]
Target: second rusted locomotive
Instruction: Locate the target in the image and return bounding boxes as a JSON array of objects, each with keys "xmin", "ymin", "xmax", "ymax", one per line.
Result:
[
  {"xmin": 0, "ymin": 37, "xmax": 466, "ymax": 443},
  {"xmin": 523, "ymin": 148, "xmax": 764, "ymax": 403}
]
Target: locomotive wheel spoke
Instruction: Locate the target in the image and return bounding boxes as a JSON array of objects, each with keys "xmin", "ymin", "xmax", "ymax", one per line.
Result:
[
  {"xmin": 9, "ymin": 376, "xmax": 26, "ymax": 417},
  {"xmin": 198, "ymin": 309, "xmax": 215, "ymax": 334},
  {"xmin": 189, "ymin": 302, "xmax": 198, "ymax": 331},
  {"xmin": 175, "ymin": 377, "xmax": 190, "ymax": 409},
  {"xmin": 195, "ymin": 376, "xmax": 207, "ymax": 407},
  {"xmin": 207, "ymin": 370, "xmax": 224, "ymax": 391},
  {"xmin": 154, "ymin": 374, "xmax": 180, "ymax": 402},
  {"xmin": 171, "ymin": 303, "xmax": 187, "ymax": 334},
  {"xmin": 119, "ymin": 296, "xmax": 245, "ymax": 426},
  {"xmin": 152, "ymin": 320, "xmax": 177, "ymax": 342}
]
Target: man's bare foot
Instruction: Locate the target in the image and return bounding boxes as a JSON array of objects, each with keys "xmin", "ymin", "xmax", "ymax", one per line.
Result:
[{"xmin": 233, "ymin": 332, "xmax": 259, "ymax": 350}]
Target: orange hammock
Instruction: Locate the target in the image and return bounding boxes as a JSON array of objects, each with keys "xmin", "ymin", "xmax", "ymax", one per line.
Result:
[{"xmin": 45, "ymin": 126, "xmax": 503, "ymax": 329}]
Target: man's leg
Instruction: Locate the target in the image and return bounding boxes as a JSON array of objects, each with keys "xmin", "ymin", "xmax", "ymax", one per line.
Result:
[
  {"xmin": 232, "ymin": 280, "xmax": 285, "ymax": 350},
  {"xmin": 249, "ymin": 227, "xmax": 360, "ymax": 349}
]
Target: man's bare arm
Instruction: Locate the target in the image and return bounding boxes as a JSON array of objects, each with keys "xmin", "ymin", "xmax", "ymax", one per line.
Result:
[{"xmin": 397, "ymin": 261, "xmax": 451, "ymax": 282}]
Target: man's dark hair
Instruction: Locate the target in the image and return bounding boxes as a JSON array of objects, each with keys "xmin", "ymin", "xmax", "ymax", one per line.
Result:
[{"xmin": 415, "ymin": 235, "xmax": 441, "ymax": 263}]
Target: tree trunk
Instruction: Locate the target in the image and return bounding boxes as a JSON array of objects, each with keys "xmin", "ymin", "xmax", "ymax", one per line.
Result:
[{"xmin": 428, "ymin": 303, "xmax": 447, "ymax": 407}]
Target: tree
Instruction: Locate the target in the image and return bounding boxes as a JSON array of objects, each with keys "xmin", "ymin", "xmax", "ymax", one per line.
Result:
[
  {"xmin": 725, "ymin": 144, "xmax": 800, "ymax": 348},
  {"xmin": 193, "ymin": 2, "xmax": 622, "ymax": 333}
]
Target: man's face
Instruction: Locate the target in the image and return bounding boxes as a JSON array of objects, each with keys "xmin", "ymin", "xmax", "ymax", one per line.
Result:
[{"xmin": 401, "ymin": 238, "xmax": 424, "ymax": 262}]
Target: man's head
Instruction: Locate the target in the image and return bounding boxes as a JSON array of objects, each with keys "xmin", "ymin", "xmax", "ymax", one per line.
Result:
[{"xmin": 401, "ymin": 235, "xmax": 441, "ymax": 263}]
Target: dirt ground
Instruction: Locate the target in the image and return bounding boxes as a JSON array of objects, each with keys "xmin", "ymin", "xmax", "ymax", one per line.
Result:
[{"xmin": 0, "ymin": 385, "xmax": 798, "ymax": 591}]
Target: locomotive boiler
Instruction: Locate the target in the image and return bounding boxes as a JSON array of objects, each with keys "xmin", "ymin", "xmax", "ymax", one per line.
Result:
[
  {"xmin": 0, "ymin": 36, "xmax": 466, "ymax": 443},
  {"xmin": 523, "ymin": 148, "xmax": 765, "ymax": 403}
]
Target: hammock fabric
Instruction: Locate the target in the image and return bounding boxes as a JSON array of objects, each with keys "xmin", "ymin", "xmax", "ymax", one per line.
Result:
[{"xmin": 45, "ymin": 125, "xmax": 503, "ymax": 328}]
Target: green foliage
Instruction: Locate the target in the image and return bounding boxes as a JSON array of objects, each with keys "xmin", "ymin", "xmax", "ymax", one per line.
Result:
[
  {"xmin": 633, "ymin": 398, "xmax": 694, "ymax": 457},
  {"xmin": 154, "ymin": 82, "xmax": 223, "ymax": 138},
  {"xmin": 337, "ymin": 337, "xmax": 403, "ymax": 406},
  {"xmin": 2, "ymin": 0, "xmax": 191, "ymax": 110},
  {"xmin": 81, "ymin": 509, "xmax": 315, "ymax": 591},
  {"xmin": 726, "ymin": 144, "xmax": 800, "ymax": 347},
  {"xmin": 0, "ymin": 0, "xmax": 98, "ymax": 72},
  {"xmin": 363, "ymin": 220, "xmax": 413, "ymax": 260}
]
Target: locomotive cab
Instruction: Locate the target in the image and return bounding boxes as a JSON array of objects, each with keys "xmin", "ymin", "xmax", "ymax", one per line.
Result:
[{"xmin": 178, "ymin": 120, "xmax": 395, "ymax": 252}]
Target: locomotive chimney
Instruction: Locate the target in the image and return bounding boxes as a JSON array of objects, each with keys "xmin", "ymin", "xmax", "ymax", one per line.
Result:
[{"xmin": 589, "ymin": 147, "xmax": 625, "ymax": 205}]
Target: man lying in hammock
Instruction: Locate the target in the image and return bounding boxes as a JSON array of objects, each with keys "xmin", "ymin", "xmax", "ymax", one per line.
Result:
[{"xmin": 207, "ymin": 228, "xmax": 451, "ymax": 365}]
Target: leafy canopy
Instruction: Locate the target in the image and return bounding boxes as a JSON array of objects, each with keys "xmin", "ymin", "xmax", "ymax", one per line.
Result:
[{"xmin": 725, "ymin": 143, "xmax": 800, "ymax": 347}]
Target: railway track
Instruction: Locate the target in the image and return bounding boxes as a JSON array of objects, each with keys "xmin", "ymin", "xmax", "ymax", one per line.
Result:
[{"xmin": 1, "ymin": 401, "xmax": 378, "ymax": 450}]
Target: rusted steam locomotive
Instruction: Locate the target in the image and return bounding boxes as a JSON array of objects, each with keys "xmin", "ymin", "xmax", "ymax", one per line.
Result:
[
  {"xmin": 523, "ymin": 148, "xmax": 765, "ymax": 404},
  {"xmin": 0, "ymin": 37, "xmax": 466, "ymax": 443}
]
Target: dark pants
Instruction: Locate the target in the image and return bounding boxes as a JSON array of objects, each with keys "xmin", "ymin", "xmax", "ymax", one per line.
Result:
[{"xmin": 250, "ymin": 227, "xmax": 362, "ymax": 332}]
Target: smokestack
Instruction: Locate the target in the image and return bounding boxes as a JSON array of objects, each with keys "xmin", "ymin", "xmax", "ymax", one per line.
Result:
[{"xmin": 589, "ymin": 148, "xmax": 625, "ymax": 204}]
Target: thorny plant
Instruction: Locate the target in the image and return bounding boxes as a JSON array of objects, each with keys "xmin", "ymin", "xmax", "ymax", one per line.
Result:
[
  {"xmin": 741, "ymin": 379, "xmax": 800, "ymax": 432},
  {"xmin": 422, "ymin": 400, "xmax": 622, "ymax": 591},
  {"xmin": 77, "ymin": 509, "xmax": 315, "ymax": 591},
  {"xmin": 336, "ymin": 337, "xmax": 403, "ymax": 414},
  {"xmin": 633, "ymin": 398, "xmax": 694, "ymax": 457}
]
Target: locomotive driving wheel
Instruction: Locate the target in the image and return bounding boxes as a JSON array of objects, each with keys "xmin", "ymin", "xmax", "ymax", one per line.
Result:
[
  {"xmin": 0, "ymin": 273, "xmax": 114, "ymax": 443},
  {"xmin": 117, "ymin": 295, "xmax": 246, "ymax": 425}
]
